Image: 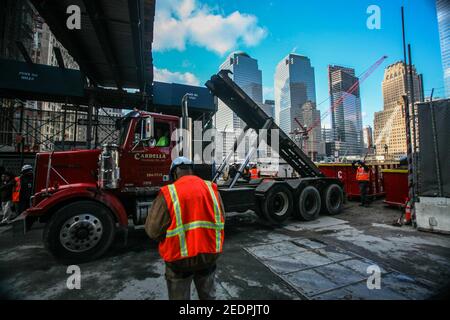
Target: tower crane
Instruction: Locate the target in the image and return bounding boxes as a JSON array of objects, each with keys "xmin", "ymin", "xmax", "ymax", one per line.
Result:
[{"xmin": 291, "ymin": 55, "xmax": 388, "ymax": 141}]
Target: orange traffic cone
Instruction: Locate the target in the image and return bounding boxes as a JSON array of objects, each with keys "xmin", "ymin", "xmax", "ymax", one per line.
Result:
[{"xmin": 404, "ymin": 199, "xmax": 412, "ymax": 225}]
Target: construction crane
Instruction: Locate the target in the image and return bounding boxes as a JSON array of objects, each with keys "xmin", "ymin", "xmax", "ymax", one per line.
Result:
[
  {"xmin": 290, "ymin": 117, "xmax": 309, "ymax": 143},
  {"xmin": 293, "ymin": 55, "xmax": 388, "ymax": 138}
]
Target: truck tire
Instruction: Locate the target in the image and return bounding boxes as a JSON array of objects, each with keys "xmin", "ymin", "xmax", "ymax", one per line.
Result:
[
  {"xmin": 260, "ymin": 184, "xmax": 293, "ymax": 224},
  {"xmin": 323, "ymin": 184, "xmax": 344, "ymax": 215},
  {"xmin": 296, "ymin": 186, "xmax": 321, "ymax": 221},
  {"xmin": 43, "ymin": 200, "xmax": 116, "ymax": 264}
]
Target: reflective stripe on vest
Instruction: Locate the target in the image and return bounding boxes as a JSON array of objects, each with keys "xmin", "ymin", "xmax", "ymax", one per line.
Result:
[
  {"xmin": 356, "ymin": 167, "xmax": 369, "ymax": 181},
  {"xmin": 166, "ymin": 184, "xmax": 188, "ymax": 257},
  {"xmin": 205, "ymin": 181, "xmax": 223, "ymax": 253},
  {"xmin": 165, "ymin": 181, "xmax": 224, "ymax": 258},
  {"xmin": 12, "ymin": 177, "xmax": 20, "ymax": 202}
]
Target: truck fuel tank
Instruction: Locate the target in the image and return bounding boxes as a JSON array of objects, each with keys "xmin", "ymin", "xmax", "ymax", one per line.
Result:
[{"xmin": 99, "ymin": 144, "xmax": 120, "ymax": 189}]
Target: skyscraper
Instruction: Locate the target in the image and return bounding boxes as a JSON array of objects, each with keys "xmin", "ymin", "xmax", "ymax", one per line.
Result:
[
  {"xmin": 363, "ymin": 126, "xmax": 374, "ymax": 154},
  {"xmin": 275, "ymin": 54, "xmax": 316, "ymax": 134},
  {"xmin": 216, "ymin": 51, "xmax": 262, "ymax": 131},
  {"xmin": 301, "ymin": 101, "xmax": 323, "ymax": 160},
  {"xmin": 322, "ymin": 127, "xmax": 334, "ymax": 157},
  {"xmin": 259, "ymin": 99, "xmax": 275, "ymax": 118},
  {"xmin": 373, "ymin": 62, "xmax": 424, "ymax": 157},
  {"xmin": 437, "ymin": 0, "xmax": 450, "ymax": 98},
  {"xmin": 274, "ymin": 53, "xmax": 321, "ymax": 158},
  {"xmin": 215, "ymin": 51, "xmax": 263, "ymax": 159},
  {"xmin": 328, "ymin": 65, "xmax": 364, "ymax": 157}
]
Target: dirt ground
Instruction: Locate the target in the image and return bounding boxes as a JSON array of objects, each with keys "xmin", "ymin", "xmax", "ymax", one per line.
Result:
[{"xmin": 1, "ymin": 200, "xmax": 449, "ymax": 300}]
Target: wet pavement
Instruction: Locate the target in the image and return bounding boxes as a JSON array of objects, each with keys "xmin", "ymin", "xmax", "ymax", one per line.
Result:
[{"xmin": 0, "ymin": 200, "xmax": 449, "ymax": 300}]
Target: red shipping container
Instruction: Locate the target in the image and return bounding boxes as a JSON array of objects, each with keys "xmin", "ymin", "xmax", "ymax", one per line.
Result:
[
  {"xmin": 318, "ymin": 163, "xmax": 386, "ymax": 200},
  {"xmin": 382, "ymin": 169, "xmax": 409, "ymax": 208}
]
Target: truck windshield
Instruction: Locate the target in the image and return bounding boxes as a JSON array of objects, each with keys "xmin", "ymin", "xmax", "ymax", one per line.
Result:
[{"xmin": 118, "ymin": 118, "xmax": 131, "ymax": 147}]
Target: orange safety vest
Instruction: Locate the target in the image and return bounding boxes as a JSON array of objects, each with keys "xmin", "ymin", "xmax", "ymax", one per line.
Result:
[
  {"xmin": 250, "ymin": 168, "xmax": 259, "ymax": 179},
  {"xmin": 159, "ymin": 175, "xmax": 225, "ymax": 263},
  {"xmin": 12, "ymin": 176, "xmax": 20, "ymax": 203},
  {"xmin": 356, "ymin": 167, "xmax": 370, "ymax": 181}
]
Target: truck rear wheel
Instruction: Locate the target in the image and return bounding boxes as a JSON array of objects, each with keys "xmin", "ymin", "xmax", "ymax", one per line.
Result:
[
  {"xmin": 296, "ymin": 186, "xmax": 321, "ymax": 221},
  {"xmin": 43, "ymin": 200, "xmax": 116, "ymax": 264},
  {"xmin": 323, "ymin": 184, "xmax": 344, "ymax": 215},
  {"xmin": 260, "ymin": 184, "xmax": 293, "ymax": 224}
]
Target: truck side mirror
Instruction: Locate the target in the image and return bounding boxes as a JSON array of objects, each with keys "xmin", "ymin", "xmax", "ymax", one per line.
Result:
[{"xmin": 145, "ymin": 117, "xmax": 153, "ymax": 140}]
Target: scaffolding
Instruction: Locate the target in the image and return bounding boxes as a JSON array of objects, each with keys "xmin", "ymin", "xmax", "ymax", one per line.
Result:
[{"xmin": 0, "ymin": 98, "xmax": 123, "ymax": 153}]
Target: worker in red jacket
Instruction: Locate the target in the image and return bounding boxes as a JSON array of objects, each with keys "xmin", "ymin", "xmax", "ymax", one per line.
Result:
[
  {"xmin": 353, "ymin": 160, "xmax": 371, "ymax": 207},
  {"xmin": 145, "ymin": 157, "xmax": 225, "ymax": 300},
  {"xmin": 12, "ymin": 175, "xmax": 20, "ymax": 213},
  {"xmin": 11, "ymin": 165, "xmax": 34, "ymax": 218}
]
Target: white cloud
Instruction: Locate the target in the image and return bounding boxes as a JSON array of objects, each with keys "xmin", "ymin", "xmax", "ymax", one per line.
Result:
[
  {"xmin": 153, "ymin": 0, "xmax": 267, "ymax": 55},
  {"xmin": 154, "ymin": 67, "xmax": 200, "ymax": 86}
]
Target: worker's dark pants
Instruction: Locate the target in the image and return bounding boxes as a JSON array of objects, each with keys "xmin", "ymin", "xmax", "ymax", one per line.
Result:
[
  {"xmin": 165, "ymin": 264, "xmax": 216, "ymax": 300},
  {"xmin": 13, "ymin": 202, "xmax": 20, "ymax": 218},
  {"xmin": 359, "ymin": 181, "xmax": 370, "ymax": 205}
]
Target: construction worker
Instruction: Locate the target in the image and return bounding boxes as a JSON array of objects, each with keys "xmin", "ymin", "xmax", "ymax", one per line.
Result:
[
  {"xmin": 12, "ymin": 173, "xmax": 21, "ymax": 216},
  {"xmin": 250, "ymin": 164, "xmax": 259, "ymax": 180},
  {"xmin": 0, "ymin": 172, "xmax": 15, "ymax": 224},
  {"xmin": 242, "ymin": 164, "xmax": 251, "ymax": 181},
  {"xmin": 145, "ymin": 157, "xmax": 225, "ymax": 300},
  {"xmin": 155, "ymin": 127, "xmax": 169, "ymax": 147},
  {"xmin": 353, "ymin": 160, "xmax": 371, "ymax": 207},
  {"xmin": 16, "ymin": 165, "xmax": 33, "ymax": 217}
]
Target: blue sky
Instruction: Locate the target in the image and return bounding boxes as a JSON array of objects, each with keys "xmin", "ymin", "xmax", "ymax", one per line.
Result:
[{"xmin": 153, "ymin": 0, "xmax": 445, "ymax": 128}]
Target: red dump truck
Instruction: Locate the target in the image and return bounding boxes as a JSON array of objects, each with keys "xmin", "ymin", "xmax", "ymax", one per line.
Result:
[{"xmin": 18, "ymin": 71, "xmax": 345, "ymax": 263}]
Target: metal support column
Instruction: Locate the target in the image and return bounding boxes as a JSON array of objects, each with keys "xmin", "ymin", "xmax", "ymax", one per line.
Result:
[
  {"xmin": 19, "ymin": 103, "xmax": 24, "ymax": 167},
  {"xmin": 62, "ymin": 108, "xmax": 67, "ymax": 150},
  {"xmin": 429, "ymin": 90, "xmax": 443, "ymax": 197},
  {"xmin": 94, "ymin": 107, "xmax": 99, "ymax": 148},
  {"xmin": 401, "ymin": 7, "xmax": 415, "ymax": 223},
  {"xmin": 408, "ymin": 44, "xmax": 418, "ymax": 201},
  {"xmin": 87, "ymin": 95, "xmax": 94, "ymax": 149},
  {"xmin": 74, "ymin": 108, "xmax": 78, "ymax": 148}
]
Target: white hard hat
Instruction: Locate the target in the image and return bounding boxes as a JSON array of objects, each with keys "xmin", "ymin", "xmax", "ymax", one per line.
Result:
[
  {"xmin": 169, "ymin": 157, "xmax": 193, "ymax": 177},
  {"xmin": 21, "ymin": 164, "xmax": 33, "ymax": 172}
]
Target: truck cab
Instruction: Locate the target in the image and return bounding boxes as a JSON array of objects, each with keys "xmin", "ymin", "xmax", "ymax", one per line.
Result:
[
  {"xmin": 23, "ymin": 110, "xmax": 183, "ymax": 263},
  {"xmin": 115, "ymin": 110, "xmax": 179, "ymax": 192}
]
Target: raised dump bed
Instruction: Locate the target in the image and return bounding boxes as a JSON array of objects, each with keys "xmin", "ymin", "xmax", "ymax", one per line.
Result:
[{"xmin": 206, "ymin": 71, "xmax": 346, "ymax": 224}]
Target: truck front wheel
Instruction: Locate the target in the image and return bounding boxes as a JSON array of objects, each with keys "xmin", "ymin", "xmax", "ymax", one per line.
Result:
[{"xmin": 44, "ymin": 200, "xmax": 116, "ymax": 264}]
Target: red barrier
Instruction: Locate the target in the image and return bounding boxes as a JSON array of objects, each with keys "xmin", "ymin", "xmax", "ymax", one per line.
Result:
[
  {"xmin": 318, "ymin": 163, "xmax": 388, "ymax": 200},
  {"xmin": 382, "ymin": 169, "xmax": 408, "ymax": 208}
]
